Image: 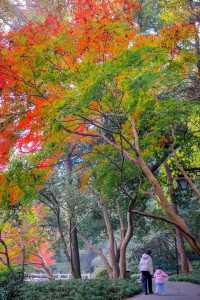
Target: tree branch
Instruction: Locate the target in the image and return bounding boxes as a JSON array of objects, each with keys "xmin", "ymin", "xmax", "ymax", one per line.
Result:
[
  {"xmin": 131, "ymin": 209, "xmax": 198, "ymax": 244},
  {"xmin": 175, "ymin": 160, "xmax": 200, "ymax": 202}
]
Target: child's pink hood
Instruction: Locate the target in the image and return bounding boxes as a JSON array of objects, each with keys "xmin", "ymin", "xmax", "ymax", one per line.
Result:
[{"xmin": 154, "ymin": 269, "xmax": 168, "ymax": 283}]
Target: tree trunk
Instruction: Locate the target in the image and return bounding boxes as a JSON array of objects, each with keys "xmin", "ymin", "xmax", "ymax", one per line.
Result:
[
  {"xmin": 165, "ymin": 163, "xmax": 190, "ymax": 274},
  {"xmin": 119, "ymin": 210, "xmax": 134, "ymax": 278},
  {"xmin": 102, "ymin": 123, "xmax": 200, "ymax": 256},
  {"xmin": 116, "ymin": 201, "xmax": 126, "ymax": 276},
  {"xmin": 38, "ymin": 254, "xmax": 53, "ymax": 279},
  {"xmin": 138, "ymin": 156, "xmax": 200, "ymax": 255},
  {"xmin": 130, "ymin": 120, "xmax": 200, "ymax": 255},
  {"xmin": 98, "ymin": 198, "xmax": 119, "ymax": 278},
  {"xmin": 69, "ymin": 219, "xmax": 81, "ymax": 279},
  {"xmin": 66, "ymin": 146, "xmax": 82, "ymax": 278},
  {"xmin": 16, "ymin": 223, "xmax": 26, "ymax": 280},
  {"xmin": 175, "ymin": 227, "xmax": 190, "ymax": 273}
]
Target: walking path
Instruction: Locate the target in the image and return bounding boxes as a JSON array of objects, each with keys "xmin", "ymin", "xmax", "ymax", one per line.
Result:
[{"xmin": 127, "ymin": 282, "xmax": 200, "ymax": 300}]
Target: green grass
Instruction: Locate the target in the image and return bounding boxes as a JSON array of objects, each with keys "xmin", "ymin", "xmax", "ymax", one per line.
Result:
[
  {"xmin": 169, "ymin": 272, "xmax": 200, "ymax": 285},
  {"xmin": 13, "ymin": 278, "xmax": 141, "ymax": 300}
]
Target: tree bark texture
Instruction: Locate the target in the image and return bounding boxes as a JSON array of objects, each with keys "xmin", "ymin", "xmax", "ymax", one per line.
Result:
[
  {"xmin": 119, "ymin": 210, "xmax": 134, "ymax": 278},
  {"xmin": 130, "ymin": 121, "xmax": 200, "ymax": 256},
  {"xmin": 165, "ymin": 163, "xmax": 190, "ymax": 273},
  {"xmin": 66, "ymin": 147, "xmax": 82, "ymax": 279},
  {"xmin": 102, "ymin": 120, "xmax": 200, "ymax": 256},
  {"xmin": 98, "ymin": 198, "xmax": 119, "ymax": 278},
  {"xmin": 175, "ymin": 160, "xmax": 200, "ymax": 202},
  {"xmin": 69, "ymin": 219, "xmax": 81, "ymax": 279}
]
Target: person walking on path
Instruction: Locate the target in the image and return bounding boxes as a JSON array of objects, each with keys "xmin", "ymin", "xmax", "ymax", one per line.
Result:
[
  {"xmin": 139, "ymin": 250, "xmax": 154, "ymax": 295},
  {"xmin": 154, "ymin": 268, "xmax": 168, "ymax": 295}
]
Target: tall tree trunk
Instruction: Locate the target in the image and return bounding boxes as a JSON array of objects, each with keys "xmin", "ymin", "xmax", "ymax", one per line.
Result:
[
  {"xmin": 130, "ymin": 121, "xmax": 200, "ymax": 256},
  {"xmin": 165, "ymin": 163, "xmax": 190, "ymax": 274},
  {"xmin": 16, "ymin": 223, "xmax": 26, "ymax": 280},
  {"xmin": 175, "ymin": 227, "xmax": 190, "ymax": 273},
  {"xmin": 137, "ymin": 155, "xmax": 200, "ymax": 255},
  {"xmin": 101, "ymin": 120, "xmax": 200, "ymax": 258},
  {"xmin": 57, "ymin": 216, "xmax": 71, "ymax": 262},
  {"xmin": 37, "ymin": 253, "xmax": 53, "ymax": 279},
  {"xmin": 69, "ymin": 219, "xmax": 81, "ymax": 279},
  {"xmin": 102, "ymin": 122, "xmax": 200, "ymax": 256},
  {"xmin": 116, "ymin": 201, "xmax": 126, "ymax": 275},
  {"xmin": 119, "ymin": 210, "xmax": 134, "ymax": 278},
  {"xmin": 98, "ymin": 198, "xmax": 119, "ymax": 278},
  {"xmin": 66, "ymin": 145, "xmax": 82, "ymax": 278}
]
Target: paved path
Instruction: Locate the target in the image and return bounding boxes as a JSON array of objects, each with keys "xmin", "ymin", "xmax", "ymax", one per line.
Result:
[{"xmin": 127, "ymin": 282, "xmax": 200, "ymax": 300}]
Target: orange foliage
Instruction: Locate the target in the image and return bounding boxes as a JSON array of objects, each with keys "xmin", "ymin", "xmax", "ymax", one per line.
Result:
[
  {"xmin": 0, "ymin": 1, "xmax": 196, "ymax": 202},
  {"xmin": 71, "ymin": 0, "xmax": 140, "ymax": 60},
  {"xmin": 160, "ymin": 23, "xmax": 196, "ymax": 55},
  {"xmin": 37, "ymin": 153, "xmax": 62, "ymax": 169},
  {"xmin": 10, "ymin": 185, "xmax": 22, "ymax": 206},
  {"xmin": 0, "ymin": 0, "xmax": 140, "ymax": 172},
  {"xmin": 26, "ymin": 242, "xmax": 55, "ymax": 268},
  {"xmin": 0, "ymin": 204, "xmax": 55, "ymax": 271}
]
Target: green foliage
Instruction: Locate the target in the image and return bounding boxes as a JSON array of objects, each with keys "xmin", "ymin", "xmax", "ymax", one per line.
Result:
[
  {"xmin": 192, "ymin": 260, "xmax": 200, "ymax": 271},
  {"xmin": 169, "ymin": 272, "xmax": 200, "ymax": 285},
  {"xmin": 0, "ymin": 270, "xmax": 24, "ymax": 300},
  {"xmin": 1, "ymin": 159, "xmax": 46, "ymax": 207},
  {"xmin": 0, "ymin": 270, "xmax": 11, "ymax": 284},
  {"xmin": 95, "ymin": 268, "xmax": 109, "ymax": 279},
  {"xmin": 14, "ymin": 279, "xmax": 141, "ymax": 300},
  {"xmin": 136, "ymin": 0, "xmax": 163, "ymax": 32}
]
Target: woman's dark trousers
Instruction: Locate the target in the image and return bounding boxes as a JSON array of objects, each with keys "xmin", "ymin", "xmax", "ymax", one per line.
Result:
[{"xmin": 141, "ymin": 271, "xmax": 153, "ymax": 294}]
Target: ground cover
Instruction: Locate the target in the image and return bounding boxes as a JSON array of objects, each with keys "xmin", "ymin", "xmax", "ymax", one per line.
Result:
[
  {"xmin": 13, "ymin": 278, "xmax": 141, "ymax": 300},
  {"xmin": 169, "ymin": 272, "xmax": 200, "ymax": 285}
]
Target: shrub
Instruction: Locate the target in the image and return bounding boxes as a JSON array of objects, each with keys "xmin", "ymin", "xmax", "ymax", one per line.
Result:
[
  {"xmin": 130, "ymin": 273, "xmax": 140, "ymax": 280},
  {"xmin": 14, "ymin": 278, "xmax": 141, "ymax": 300},
  {"xmin": 192, "ymin": 260, "xmax": 200, "ymax": 271},
  {"xmin": 95, "ymin": 268, "xmax": 109, "ymax": 279},
  {"xmin": 169, "ymin": 272, "xmax": 200, "ymax": 285},
  {"xmin": 0, "ymin": 269, "xmax": 24, "ymax": 300}
]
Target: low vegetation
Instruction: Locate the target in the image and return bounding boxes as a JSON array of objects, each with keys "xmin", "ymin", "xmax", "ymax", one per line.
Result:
[
  {"xmin": 13, "ymin": 279, "xmax": 141, "ymax": 300},
  {"xmin": 170, "ymin": 272, "xmax": 200, "ymax": 285}
]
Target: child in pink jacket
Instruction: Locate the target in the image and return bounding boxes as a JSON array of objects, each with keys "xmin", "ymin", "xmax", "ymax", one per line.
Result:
[{"xmin": 154, "ymin": 268, "xmax": 168, "ymax": 295}]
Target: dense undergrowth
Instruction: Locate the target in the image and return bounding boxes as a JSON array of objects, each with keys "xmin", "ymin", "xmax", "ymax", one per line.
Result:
[
  {"xmin": 12, "ymin": 278, "xmax": 141, "ymax": 300},
  {"xmin": 170, "ymin": 272, "xmax": 200, "ymax": 285}
]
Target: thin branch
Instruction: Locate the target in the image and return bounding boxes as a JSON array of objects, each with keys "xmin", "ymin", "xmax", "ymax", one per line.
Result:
[
  {"xmin": 62, "ymin": 126, "xmax": 101, "ymax": 138},
  {"xmin": 131, "ymin": 209, "xmax": 198, "ymax": 244},
  {"xmin": 175, "ymin": 160, "xmax": 200, "ymax": 202},
  {"xmin": 101, "ymin": 133, "xmax": 139, "ymax": 165},
  {"xmin": 131, "ymin": 119, "xmax": 140, "ymax": 155}
]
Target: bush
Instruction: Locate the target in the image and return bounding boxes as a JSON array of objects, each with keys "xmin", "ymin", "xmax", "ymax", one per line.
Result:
[
  {"xmin": 192, "ymin": 260, "xmax": 200, "ymax": 271},
  {"xmin": 0, "ymin": 269, "xmax": 24, "ymax": 300},
  {"xmin": 13, "ymin": 278, "xmax": 141, "ymax": 300},
  {"xmin": 130, "ymin": 273, "xmax": 140, "ymax": 280},
  {"xmin": 169, "ymin": 272, "xmax": 200, "ymax": 285},
  {"xmin": 95, "ymin": 268, "xmax": 109, "ymax": 279}
]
